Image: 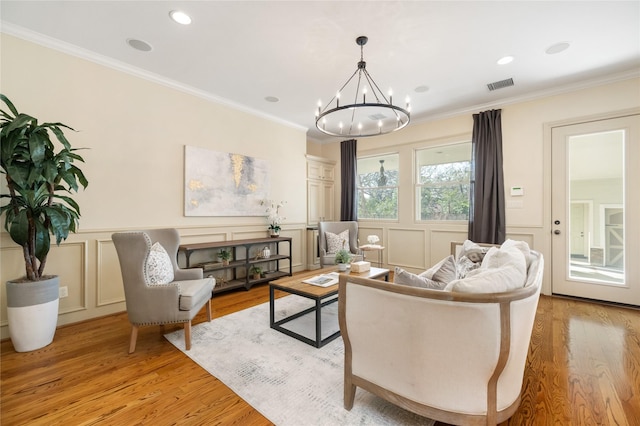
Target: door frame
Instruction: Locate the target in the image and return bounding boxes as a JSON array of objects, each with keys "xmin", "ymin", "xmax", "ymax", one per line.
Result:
[{"xmin": 542, "ymin": 107, "xmax": 640, "ymax": 297}]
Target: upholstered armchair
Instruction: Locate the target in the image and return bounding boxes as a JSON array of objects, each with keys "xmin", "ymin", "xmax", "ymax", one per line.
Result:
[
  {"xmin": 112, "ymin": 228, "xmax": 215, "ymax": 353},
  {"xmin": 318, "ymin": 221, "xmax": 363, "ymax": 267}
]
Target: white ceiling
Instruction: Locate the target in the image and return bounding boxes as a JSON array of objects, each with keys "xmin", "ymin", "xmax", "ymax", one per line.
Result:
[{"xmin": 1, "ymin": 1, "xmax": 639, "ymax": 143}]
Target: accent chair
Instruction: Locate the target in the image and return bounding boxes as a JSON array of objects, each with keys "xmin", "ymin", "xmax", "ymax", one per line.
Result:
[
  {"xmin": 112, "ymin": 228, "xmax": 215, "ymax": 353},
  {"xmin": 318, "ymin": 221, "xmax": 363, "ymax": 267}
]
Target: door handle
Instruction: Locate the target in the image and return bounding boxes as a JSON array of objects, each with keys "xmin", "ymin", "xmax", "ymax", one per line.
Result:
[{"xmin": 554, "ymin": 230, "xmax": 561, "ymax": 235}]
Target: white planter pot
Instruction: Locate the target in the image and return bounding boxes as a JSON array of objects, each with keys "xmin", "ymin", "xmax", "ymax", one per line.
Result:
[
  {"xmin": 338, "ymin": 263, "xmax": 347, "ymax": 272},
  {"xmin": 6, "ymin": 276, "xmax": 60, "ymax": 352}
]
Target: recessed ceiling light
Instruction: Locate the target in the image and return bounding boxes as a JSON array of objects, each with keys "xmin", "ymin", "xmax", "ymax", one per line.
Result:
[
  {"xmin": 497, "ymin": 55, "xmax": 514, "ymax": 65},
  {"xmin": 414, "ymin": 85, "xmax": 429, "ymax": 93},
  {"xmin": 126, "ymin": 38, "xmax": 152, "ymax": 52},
  {"xmin": 169, "ymin": 10, "xmax": 192, "ymax": 25},
  {"xmin": 265, "ymin": 96, "xmax": 279, "ymax": 103},
  {"xmin": 546, "ymin": 42, "xmax": 571, "ymax": 55}
]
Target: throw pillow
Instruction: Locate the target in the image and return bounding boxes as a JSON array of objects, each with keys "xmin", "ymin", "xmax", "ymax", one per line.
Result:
[
  {"xmin": 480, "ymin": 245, "xmax": 527, "ymax": 277},
  {"xmin": 445, "ymin": 244, "xmax": 528, "ymax": 293},
  {"xmin": 420, "ymin": 255, "xmax": 456, "ymax": 284},
  {"xmin": 456, "ymin": 240, "xmax": 492, "ymax": 279},
  {"xmin": 458, "ymin": 240, "xmax": 491, "ymax": 263},
  {"xmin": 500, "ymin": 239, "xmax": 532, "ymax": 269},
  {"xmin": 326, "ymin": 229, "xmax": 349, "ymax": 254},
  {"xmin": 456, "ymin": 257, "xmax": 481, "ymax": 279},
  {"xmin": 443, "ymin": 264, "xmax": 526, "ymax": 293},
  {"xmin": 394, "ymin": 267, "xmax": 448, "ymax": 290},
  {"xmin": 145, "ymin": 242, "xmax": 174, "ymax": 285}
]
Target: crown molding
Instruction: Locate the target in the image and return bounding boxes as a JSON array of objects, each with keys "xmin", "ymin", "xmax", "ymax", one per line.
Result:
[
  {"xmin": 412, "ymin": 68, "xmax": 640, "ymax": 126},
  {"xmin": 1, "ymin": 23, "xmax": 308, "ymax": 133}
]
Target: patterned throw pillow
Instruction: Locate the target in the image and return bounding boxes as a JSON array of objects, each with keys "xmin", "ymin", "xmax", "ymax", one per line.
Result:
[
  {"xmin": 326, "ymin": 230, "xmax": 349, "ymax": 254},
  {"xmin": 456, "ymin": 240, "xmax": 491, "ymax": 279},
  {"xmin": 145, "ymin": 242, "xmax": 174, "ymax": 285}
]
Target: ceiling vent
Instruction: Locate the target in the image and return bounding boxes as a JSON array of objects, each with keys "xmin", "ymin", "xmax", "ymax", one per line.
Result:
[
  {"xmin": 368, "ymin": 113, "xmax": 387, "ymax": 121},
  {"xmin": 487, "ymin": 78, "xmax": 514, "ymax": 91}
]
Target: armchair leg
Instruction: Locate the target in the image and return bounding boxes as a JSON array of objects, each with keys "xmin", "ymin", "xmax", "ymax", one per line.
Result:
[
  {"xmin": 206, "ymin": 299, "xmax": 212, "ymax": 322},
  {"xmin": 184, "ymin": 321, "xmax": 192, "ymax": 351},
  {"xmin": 129, "ymin": 325, "xmax": 139, "ymax": 354}
]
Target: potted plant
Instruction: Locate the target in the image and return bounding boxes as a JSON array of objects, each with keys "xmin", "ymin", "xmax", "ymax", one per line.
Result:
[
  {"xmin": 1, "ymin": 94, "xmax": 88, "ymax": 352},
  {"xmin": 218, "ymin": 249, "xmax": 232, "ymax": 266},
  {"xmin": 261, "ymin": 199, "xmax": 286, "ymax": 237},
  {"xmin": 335, "ymin": 249, "xmax": 352, "ymax": 271},
  {"xmin": 250, "ymin": 265, "xmax": 262, "ymax": 280}
]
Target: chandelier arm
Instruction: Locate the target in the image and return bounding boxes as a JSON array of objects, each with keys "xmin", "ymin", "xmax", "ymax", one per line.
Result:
[
  {"xmin": 320, "ymin": 68, "xmax": 361, "ymax": 114},
  {"xmin": 347, "ymin": 69, "xmax": 365, "ymax": 134},
  {"xmin": 362, "ymin": 68, "xmax": 390, "ymax": 104}
]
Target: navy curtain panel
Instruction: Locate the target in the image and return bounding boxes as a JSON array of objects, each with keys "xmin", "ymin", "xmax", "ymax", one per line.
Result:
[
  {"xmin": 340, "ymin": 139, "xmax": 357, "ymax": 221},
  {"xmin": 468, "ymin": 109, "xmax": 506, "ymax": 244}
]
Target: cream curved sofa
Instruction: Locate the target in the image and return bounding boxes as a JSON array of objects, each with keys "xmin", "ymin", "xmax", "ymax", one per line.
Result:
[{"xmin": 338, "ymin": 249, "xmax": 543, "ymax": 426}]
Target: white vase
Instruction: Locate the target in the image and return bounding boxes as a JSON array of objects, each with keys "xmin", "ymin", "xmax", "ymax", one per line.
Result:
[
  {"xmin": 338, "ymin": 263, "xmax": 347, "ymax": 272},
  {"xmin": 6, "ymin": 276, "xmax": 60, "ymax": 352},
  {"xmin": 261, "ymin": 246, "xmax": 271, "ymax": 258}
]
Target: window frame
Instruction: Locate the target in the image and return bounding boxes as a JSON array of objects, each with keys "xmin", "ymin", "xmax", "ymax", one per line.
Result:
[
  {"xmin": 414, "ymin": 142, "xmax": 472, "ymax": 222},
  {"xmin": 356, "ymin": 152, "xmax": 400, "ymax": 221}
]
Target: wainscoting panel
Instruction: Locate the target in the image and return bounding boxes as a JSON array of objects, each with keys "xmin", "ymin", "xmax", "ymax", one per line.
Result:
[
  {"xmin": 430, "ymin": 229, "xmax": 469, "ymax": 264},
  {"xmin": 357, "ymin": 226, "xmax": 385, "ymax": 245},
  {"xmin": 52, "ymin": 241, "xmax": 88, "ymax": 315},
  {"xmin": 97, "ymin": 239, "xmax": 125, "ymax": 307},
  {"xmin": 505, "ymin": 231, "xmax": 535, "ymax": 247},
  {"xmin": 387, "ymin": 227, "xmax": 427, "ymax": 269}
]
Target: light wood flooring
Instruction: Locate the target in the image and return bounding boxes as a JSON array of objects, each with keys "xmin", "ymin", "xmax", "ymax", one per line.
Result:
[{"xmin": 2, "ymin": 284, "xmax": 639, "ymax": 425}]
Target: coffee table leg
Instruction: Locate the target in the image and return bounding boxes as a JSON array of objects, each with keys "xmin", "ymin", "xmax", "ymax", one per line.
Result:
[
  {"xmin": 269, "ymin": 285, "xmax": 275, "ymax": 327},
  {"xmin": 315, "ymin": 299, "xmax": 321, "ymax": 347}
]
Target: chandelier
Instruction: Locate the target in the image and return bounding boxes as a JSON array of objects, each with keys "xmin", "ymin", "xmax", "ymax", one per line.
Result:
[
  {"xmin": 377, "ymin": 160, "xmax": 387, "ymax": 187},
  {"xmin": 315, "ymin": 36, "xmax": 410, "ymax": 138}
]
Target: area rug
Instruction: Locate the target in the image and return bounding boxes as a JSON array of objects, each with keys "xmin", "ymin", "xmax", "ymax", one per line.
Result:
[{"xmin": 165, "ymin": 295, "xmax": 434, "ymax": 426}]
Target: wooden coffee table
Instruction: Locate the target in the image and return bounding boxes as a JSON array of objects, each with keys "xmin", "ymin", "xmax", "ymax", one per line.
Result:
[{"xmin": 269, "ymin": 267, "xmax": 389, "ymax": 348}]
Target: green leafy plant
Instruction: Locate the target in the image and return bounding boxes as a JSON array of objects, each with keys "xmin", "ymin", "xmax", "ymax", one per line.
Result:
[
  {"xmin": 335, "ymin": 249, "xmax": 352, "ymax": 264},
  {"xmin": 1, "ymin": 94, "xmax": 88, "ymax": 281},
  {"xmin": 218, "ymin": 249, "xmax": 232, "ymax": 261},
  {"xmin": 250, "ymin": 265, "xmax": 262, "ymax": 276}
]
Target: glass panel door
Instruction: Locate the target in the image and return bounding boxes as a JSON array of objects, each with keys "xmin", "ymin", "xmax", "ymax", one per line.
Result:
[{"xmin": 551, "ymin": 114, "xmax": 639, "ymax": 305}]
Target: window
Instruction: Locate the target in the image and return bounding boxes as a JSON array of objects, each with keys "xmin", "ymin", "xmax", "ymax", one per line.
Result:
[
  {"xmin": 357, "ymin": 153, "xmax": 398, "ymax": 220},
  {"xmin": 416, "ymin": 143, "xmax": 471, "ymax": 221}
]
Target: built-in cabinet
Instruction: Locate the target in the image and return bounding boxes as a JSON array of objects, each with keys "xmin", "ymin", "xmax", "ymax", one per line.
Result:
[
  {"xmin": 178, "ymin": 237, "xmax": 292, "ymax": 294},
  {"xmin": 306, "ymin": 155, "xmax": 335, "ymax": 226}
]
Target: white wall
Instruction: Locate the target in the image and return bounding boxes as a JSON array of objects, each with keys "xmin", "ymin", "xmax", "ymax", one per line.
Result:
[{"xmin": 0, "ymin": 34, "xmax": 308, "ymax": 339}]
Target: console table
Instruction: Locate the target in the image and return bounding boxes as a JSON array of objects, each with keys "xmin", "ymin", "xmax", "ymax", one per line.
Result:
[{"xmin": 178, "ymin": 237, "xmax": 292, "ymax": 294}]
